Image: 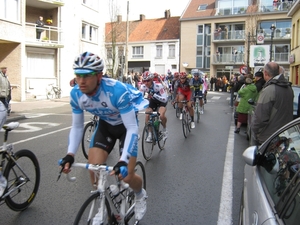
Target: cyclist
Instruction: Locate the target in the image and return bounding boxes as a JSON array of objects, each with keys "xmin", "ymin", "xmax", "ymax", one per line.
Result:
[
  {"xmin": 173, "ymin": 72, "xmax": 195, "ymax": 129},
  {"xmin": 139, "ymin": 71, "xmax": 168, "ymax": 142},
  {"xmin": 190, "ymin": 70, "xmax": 204, "ymax": 114},
  {"xmin": 59, "ymin": 52, "xmax": 148, "ymax": 221}
]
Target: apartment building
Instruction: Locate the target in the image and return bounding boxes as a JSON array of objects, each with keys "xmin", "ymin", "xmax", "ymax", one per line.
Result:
[
  {"xmin": 180, "ymin": 0, "xmax": 295, "ymax": 80},
  {"xmin": 0, "ymin": 0, "xmax": 105, "ymax": 101},
  {"xmin": 105, "ymin": 10, "xmax": 180, "ymax": 78},
  {"xmin": 287, "ymin": 0, "xmax": 300, "ymax": 85}
]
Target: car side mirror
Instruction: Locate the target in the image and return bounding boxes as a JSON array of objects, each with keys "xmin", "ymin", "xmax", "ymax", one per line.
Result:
[
  {"xmin": 243, "ymin": 146, "xmax": 258, "ymax": 166},
  {"xmin": 248, "ymin": 98, "xmax": 255, "ymax": 105}
]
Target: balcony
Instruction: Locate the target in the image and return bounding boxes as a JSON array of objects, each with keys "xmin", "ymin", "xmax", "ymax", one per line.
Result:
[
  {"xmin": 25, "ymin": 22, "xmax": 63, "ymax": 48},
  {"xmin": 212, "ymin": 53, "xmax": 245, "ymax": 64},
  {"xmin": 258, "ymin": 27, "xmax": 291, "ymax": 39},
  {"xmin": 213, "ymin": 30, "xmax": 245, "ymax": 41},
  {"xmin": 259, "ymin": 1, "xmax": 295, "ymax": 13},
  {"xmin": 273, "ymin": 53, "xmax": 290, "ymax": 64}
]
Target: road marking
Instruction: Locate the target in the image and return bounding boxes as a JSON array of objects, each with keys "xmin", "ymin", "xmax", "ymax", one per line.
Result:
[
  {"xmin": 211, "ymin": 96, "xmax": 221, "ymax": 100},
  {"xmin": 217, "ymin": 115, "xmax": 235, "ymax": 225},
  {"xmin": 11, "ymin": 122, "xmax": 60, "ymax": 133}
]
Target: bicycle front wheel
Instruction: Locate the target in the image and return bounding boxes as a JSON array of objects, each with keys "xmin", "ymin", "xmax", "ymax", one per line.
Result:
[
  {"xmin": 46, "ymin": 88, "xmax": 55, "ymax": 99},
  {"xmin": 4, "ymin": 149, "xmax": 40, "ymax": 211},
  {"xmin": 141, "ymin": 124, "xmax": 154, "ymax": 161},
  {"xmin": 182, "ymin": 111, "xmax": 189, "ymax": 138},
  {"xmin": 196, "ymin": 105, "xmax": 200, "ymax": 123},
  {"xmin": 74, "ymin": 193, "xmax": 112, "ymax": 225},
  {"xmin": 157, "ymin": 122, "xmax": 166, "ymax": 150},
  {"xmin": 81, "ymin": 121, "xmax": 97, "ymax": 159},
  {"xmin": 175, "ymin": 103, "xmax": 180, "ymax": 118}
]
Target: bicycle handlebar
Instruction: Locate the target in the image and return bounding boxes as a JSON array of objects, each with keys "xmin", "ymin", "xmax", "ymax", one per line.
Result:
[
  {"xmin": 139, "ymin": 111, "xmax": 160, "ymax": 116},
  {"xmin": 66, "ymin": 163, "xmax": 114, "ymax": 182}
]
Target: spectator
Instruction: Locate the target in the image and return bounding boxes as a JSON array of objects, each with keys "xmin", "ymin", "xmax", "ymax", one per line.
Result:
[
  {"xmin": 210, "ymin": 76, "xmax": 216, "ymax": 91},
  {"xmin": 36, "ymin": 16, "xmax": 44, "ymax": 40},
  {"xmin": 234, "ymin": 78, "xmax": 258, "ymax": 133},
  {"xmin": 251, "ymin": 62, "xmax": 293, "ymax": 145},
  {"xmin": 0, "ymin": 67, "xmax": 11, "ymax": 112},
  {"xmin": 254, "ymin": 70, "xmax": 266, "ymax": 94}
]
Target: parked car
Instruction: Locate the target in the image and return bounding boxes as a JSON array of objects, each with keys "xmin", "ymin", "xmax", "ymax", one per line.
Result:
[
  {"xmin": 246, "ymin": 85, "xmax": 300, "ymax": 144},
  {"xmin": 240, "ymin": 117, "xmax": 300, "ymax": 225}
]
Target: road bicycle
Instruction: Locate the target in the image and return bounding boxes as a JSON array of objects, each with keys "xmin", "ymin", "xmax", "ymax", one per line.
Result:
[
  {"xmin": 82, "ymin": 115, "xmax": 99, "ymax": 159},
  {"xmin": 46, "ymin": 83, "xmax": 62, "ymax": 99},
  {"xmin": 0, "ymin": 122, "xmax": 40, "ymax": 211},
  {"xmin": 176, "ymin": 100, "xmax": 192, "ymax": 138},
  {"xmin": 62, "ymin": 161, "xmax": 146, "ymax": 225},
  {"xmin": 141, "ymin": 111, "xmax": 166, "ymax": 161}
]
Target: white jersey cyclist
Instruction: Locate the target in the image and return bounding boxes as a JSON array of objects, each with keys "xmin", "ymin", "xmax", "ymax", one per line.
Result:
[{"xmin": 68, "ymin": 78, "xmax": 148, "ymax": 163}]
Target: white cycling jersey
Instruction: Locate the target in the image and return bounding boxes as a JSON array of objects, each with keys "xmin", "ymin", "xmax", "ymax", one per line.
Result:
[
  {"xmin": 139, "ymin": 81, "xmax": 168, "ymax": 103},
  {"xmin": 67, "ymin": 78, "xmax": 149, "ymax": 162}
]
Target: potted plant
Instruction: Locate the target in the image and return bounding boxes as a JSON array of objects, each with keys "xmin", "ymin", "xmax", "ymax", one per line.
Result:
[
  {"xmin": 42, "ymin": 36, "xmax": 49, "ymax": 42},
  {"xmin": 46, "ymin": 19, "xmax": 52, "ymax": 25}
]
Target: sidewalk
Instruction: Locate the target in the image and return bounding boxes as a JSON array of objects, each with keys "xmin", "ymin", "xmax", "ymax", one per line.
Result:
[{"xmin": 6, "ymin": 97, "xmax": 70, "ymax": 122}]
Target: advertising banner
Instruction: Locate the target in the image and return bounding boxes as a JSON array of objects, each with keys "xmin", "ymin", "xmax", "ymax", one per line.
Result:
[{"xmin": 250, "ymin": 45, "xmax": 270, "ymax": 67}]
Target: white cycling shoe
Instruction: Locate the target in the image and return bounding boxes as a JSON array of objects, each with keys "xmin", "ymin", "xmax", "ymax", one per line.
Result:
[
  {"xmin": 135, "ymin": 189, "xmax": 148, "ymax": 220},
  {"xmin": 191, "ymin": 122, "xmax": 195, "ymax": 129}
]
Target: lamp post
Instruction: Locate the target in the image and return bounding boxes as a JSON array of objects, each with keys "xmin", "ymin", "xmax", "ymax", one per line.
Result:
[{"xmin": 269, "ymin": 24, "xmax": 276, "ymax": 62}]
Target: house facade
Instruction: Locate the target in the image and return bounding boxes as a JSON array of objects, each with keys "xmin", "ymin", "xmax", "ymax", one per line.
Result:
[
  {"xmin": 0, "ymin": 0, "xmax": 105, "ymax": 101},
  {"xmin": 180, "ymin": 0, "xmax": 296, "ymax": 80},
  {"xmin": 105, "ymin": 10, "xmax": 180, "ymax": 79}
]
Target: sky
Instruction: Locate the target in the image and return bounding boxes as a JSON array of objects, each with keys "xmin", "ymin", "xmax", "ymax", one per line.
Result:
[{"xmin": 104, "ymin": 0, "xmax": 191, "ymax": 22}]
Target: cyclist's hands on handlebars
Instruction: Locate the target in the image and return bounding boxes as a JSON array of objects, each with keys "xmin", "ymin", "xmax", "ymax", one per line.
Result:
[{"xmin": 111, "ymin": 161, "xmax": 128, "ymax": 179}]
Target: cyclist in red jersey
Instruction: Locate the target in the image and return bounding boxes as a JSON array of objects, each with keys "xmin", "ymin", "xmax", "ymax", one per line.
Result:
[{"xmin": 173, "ymin": 72, "xmax": 195, "ymax": 129}]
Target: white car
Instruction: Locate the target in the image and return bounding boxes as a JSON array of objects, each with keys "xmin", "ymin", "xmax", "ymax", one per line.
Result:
[{"xmin": 240, "ymin": 117, "xmax": 300, "ymax": 225}]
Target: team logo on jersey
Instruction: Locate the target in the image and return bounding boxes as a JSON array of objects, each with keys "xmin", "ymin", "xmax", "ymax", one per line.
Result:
[{"xmin": 101, "ymin": 102, "xmax": 108, "ymax": 107}]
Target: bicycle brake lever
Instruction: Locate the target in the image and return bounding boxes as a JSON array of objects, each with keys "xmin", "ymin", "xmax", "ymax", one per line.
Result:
[{"xmin": 57, "ymin": 167, "xmax": 64, "ymax": 182}]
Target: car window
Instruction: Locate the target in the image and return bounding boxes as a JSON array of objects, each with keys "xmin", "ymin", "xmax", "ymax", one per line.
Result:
[
  {"xmin": 292, "ymin": 86, "xmax": 300, "ymax": 118},
  {"xmin": 260, "ymin": 124, "xmax": 300, "ymax": 223}
]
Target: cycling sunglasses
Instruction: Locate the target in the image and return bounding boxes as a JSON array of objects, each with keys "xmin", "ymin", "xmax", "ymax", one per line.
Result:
[{"xmin": 75, "ymin": 72, "xmax": 98, "ymax": 78}]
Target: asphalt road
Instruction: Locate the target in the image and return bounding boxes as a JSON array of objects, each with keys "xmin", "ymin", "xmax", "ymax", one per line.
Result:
[{"xmin": 0, "ymin": 91, "xmax": 249, "ymax": 225}]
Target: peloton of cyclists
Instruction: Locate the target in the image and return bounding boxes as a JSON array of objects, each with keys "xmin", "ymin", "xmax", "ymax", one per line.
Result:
[
  {"xmin": 190, "ymin": 70, "xmax": 204, "ymax": 114},
  {"xmin": 173, "ymin": 72, "xmax": 196, "ymax": 129},
  {"xmin": 139, "ymin": 71, "xmax": 169, "ymax": 142}
]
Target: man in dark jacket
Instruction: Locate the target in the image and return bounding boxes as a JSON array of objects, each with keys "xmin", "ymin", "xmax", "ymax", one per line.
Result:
[
  {"xmin": 251, "ymin": 62, "xmax": 293, "ymax": 145},
  {"xmin": 254, "ymin": 70, "xmax": 266, "ymax": 93}
]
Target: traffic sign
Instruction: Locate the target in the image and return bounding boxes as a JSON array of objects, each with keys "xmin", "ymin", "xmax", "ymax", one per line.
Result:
[
  {"xmin": 240, "ymin": 65, "xmax": 248, "ymax": 75},
  {"xmin": 257, "ymin": 33, "xmax": 264, "ymax": 44}
]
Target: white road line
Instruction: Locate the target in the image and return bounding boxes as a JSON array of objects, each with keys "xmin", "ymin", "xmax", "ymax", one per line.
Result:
[
  {"xmin": 217, "ymin": 116, "xmax": 235, "ymax": 225},
  {"xmin": 211, "ymin": 96, "xmax": 221, "ymax": 100}
]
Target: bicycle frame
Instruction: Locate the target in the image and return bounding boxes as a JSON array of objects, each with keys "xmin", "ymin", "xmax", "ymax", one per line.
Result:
[
  {"xmin": 68, "ymin": 163, "xmax": 136, "ymax": 224},
  {"xmin": 146, "ymin": 112, "xmax": 161, "ymax": 143}
]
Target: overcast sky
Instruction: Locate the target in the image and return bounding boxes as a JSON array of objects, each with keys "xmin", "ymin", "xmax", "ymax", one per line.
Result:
[{"xmin": 104, "ymin": 0, "xmax": 191, "ymax": 22}]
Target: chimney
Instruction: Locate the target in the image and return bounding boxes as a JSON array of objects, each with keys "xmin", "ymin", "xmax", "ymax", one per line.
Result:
[
  {"xmin": 117, "ymin": 15, "xmax": 122, "ymax": 23},
  {"xmin": 164, "ymin": 9, "xmax": 170, "ymax": 19},
  {"xmin": 140, "ymin": 14, "xmax": 145, "ymax": 21}
]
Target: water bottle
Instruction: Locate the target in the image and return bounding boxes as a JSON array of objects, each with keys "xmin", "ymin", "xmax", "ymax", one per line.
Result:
[
  {"xmin": 92, "ymin": 212, "xmax": 102, "ymax": 225},
  {"xmin": 0, "ymin": 171, "xmax": 7, "ymax": 197},
  {"xmin": 153, "ymin": 120, "xmax": 160, "ymax": 131},
  {"xmin": 110, "ymin": 184, "xmax": 121, "ymax": 203}
]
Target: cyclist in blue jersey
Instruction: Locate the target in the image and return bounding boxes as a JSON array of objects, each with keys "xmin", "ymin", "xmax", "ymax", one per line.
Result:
[
  {"xmin": 59, "ymin": 52, "xmax": 148, "ymax": 221},
  {"xmin": 189, "ymin": 70, "xmax": 204, "ymax": 114}
]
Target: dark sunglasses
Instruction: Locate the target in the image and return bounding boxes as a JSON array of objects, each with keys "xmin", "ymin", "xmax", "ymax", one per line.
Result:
[
  {"xmin": 75, "ymin": 72, "xmax": 98, "ymax": 78},
  {"xmin": 143, "ymin": 80, "xmax": 151, "ymax": 83}
]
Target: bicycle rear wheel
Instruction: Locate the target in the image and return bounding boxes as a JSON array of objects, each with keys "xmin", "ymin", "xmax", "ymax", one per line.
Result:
[
  {"xmin": 46, "ymin": 88, "xmax": 55, "ymax": 99},
  {"xmin": 81, "ymin": 121, "xmax": 97, "ymax": 159},
  {"xmin": 4, "ymin": 149, "xmax": 40, "ymax": 211},
  {"xmin": 141, "ymin": 124, "xmax": 154, "ymax": 161},
  {"xmin": 182, "ymin": 111, "xmax": 188, "ymax": 138},
  {"xmin": 157, "ymin": 122, "xmax": 166, "ymax": 150},
  {"xmin": 175, "ymin": 103, "xmax": 180, "ymax": 118},
  {"xmin": 74, "ymin": 193, "xmax": 112, "ymax": 225}
]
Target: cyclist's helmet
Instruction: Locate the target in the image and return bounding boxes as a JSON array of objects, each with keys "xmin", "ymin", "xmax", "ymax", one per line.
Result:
[
  {"xmin": 142, "ymin": 71, "xmax": 153, "ymax": 81},
  {"xmin": 153, "ymin": 72, "xmax": 159, "ymax": 78},
  {"xmin": 73, "ymin": 52, "xmax": 104, "ymax": 74},
  {"xmin": 179, "ymin": 72, "xmax": 187, "ymax": 79}
]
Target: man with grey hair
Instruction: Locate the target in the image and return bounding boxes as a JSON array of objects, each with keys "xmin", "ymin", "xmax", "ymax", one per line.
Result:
[{"xmin": 251, "ymin": 62, "xmax": 293, "ymax": 145}]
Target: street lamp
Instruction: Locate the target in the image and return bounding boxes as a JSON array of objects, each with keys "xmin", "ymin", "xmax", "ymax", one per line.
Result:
[{"xmin": 269, "ymin": 24, "xmax": 276, "ymax": 62}]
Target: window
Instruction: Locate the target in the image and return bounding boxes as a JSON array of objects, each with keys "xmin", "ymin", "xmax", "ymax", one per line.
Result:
[
  {"xmin": 0, "ymin": 0, "xmax": 20, "ymax": 22},
  {"xmin": 82, "ymin": 23, "xmax": 98, "ymax": 42},
  {"xmin": 218, "ymin": 0, "xmax": 248, "ymax": 15},
  {"xmin": 198, "ymin": 4, "xmax": 208, "ymax": 11},
  {"xmin": 169, "ymin": 44, "xmax": 175, "ymax": 58},
  {"xmin": 198, "ymin": 25, "xmax": 204, "ymax": 34},
  {"xmin": 196, "ymin": 47, "xmax": 203, "ymax": 68},
  {"xmin": 82, "ymin": 0, "xmax": 99, "ymax": 9},
  {"xmin": 132, "ymin": 46, "xmax": 143, "ymax": 58},
  {"xmin": 156, "ymin": 45, "xmax": 162, "ymax": 58}
]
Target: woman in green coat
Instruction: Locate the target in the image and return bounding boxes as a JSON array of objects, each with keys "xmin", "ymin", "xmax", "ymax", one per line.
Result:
[{"xmin": 234, "ymin": 78, "xmax": 258, "ymax": 133}]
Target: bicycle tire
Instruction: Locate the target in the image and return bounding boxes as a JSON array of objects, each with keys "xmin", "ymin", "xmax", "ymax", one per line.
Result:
[
  {"xmin": 186, "ymin": 111, "xmax": 191, "ymax": 133},
  {"xmin": 81, "ymin": 121, "xmax": 97, "ymax": 159},
  {"xmin": 55, "ymin": 89, "xmax": 62, "ymax": 99},
  {"xmin": 74, "ymin": 192, "xmax": 112, "ymax": 225},
  {"xmin": 175, "ymin": 103, "xmax": 180, "ymax": 118},
  {"xmin": 4, "ymin": 149, "xmax": 40, "ymax": 211},
  {"xmin": 182, "ymin": 111, "xmax": 188, "ymax": 138},
  {"xmin": 141, "ymin": 124, "xmax": 154, "ymax": 161},
  {"xmin": 46, "ymin": 88, "xmax": 55, "ymax": 99},
  {"xmin": 157, "ymin": 122, "xmax": 166, "ymax": 150},
  {"xmin": 196, "ymin": 104, "xmax": 200, "ymax": 123}
]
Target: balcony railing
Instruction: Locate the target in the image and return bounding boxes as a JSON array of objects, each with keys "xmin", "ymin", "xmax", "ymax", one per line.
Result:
[
  {"xmin": 258, "ymin": 27, "xmax": 292, "ymax": 39},
  {"xmin": 212, "ymin": 53, "xmax": 245, "ymax": 64},
  {"xmin": 273, "ymin": 53, "xmax": 290, "ymax": 63},
  {"xmin": 213, "ymin": 30, "xmax": 245, "ymax": 41},
  {"xmin": 215, "ymin": 6, "xmax": 248, "ymax": 16},
  {"xmin": 25, "ymin": 22, "xmax": 63, "ymax": 46}
]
